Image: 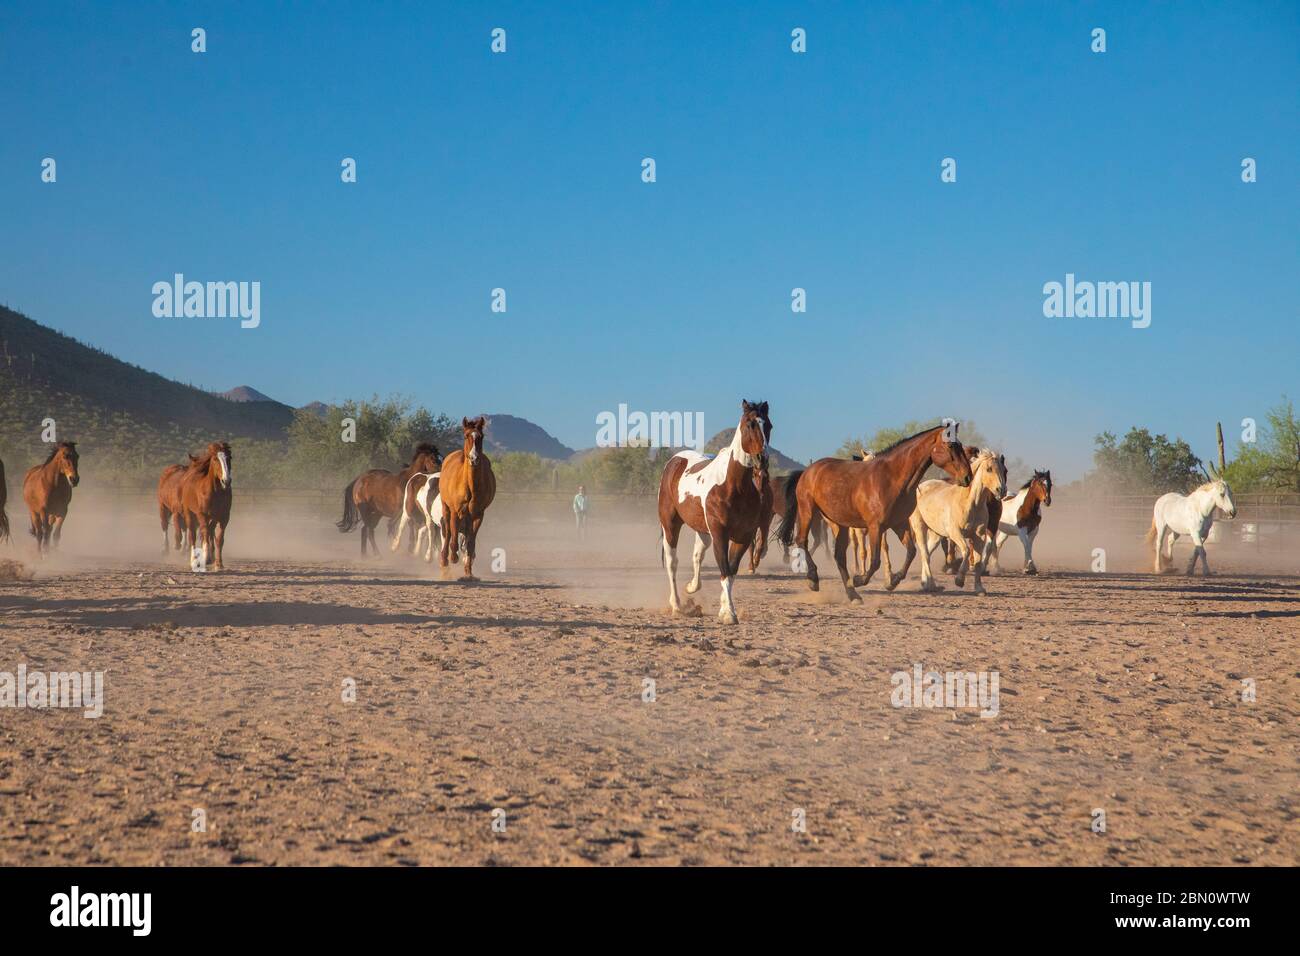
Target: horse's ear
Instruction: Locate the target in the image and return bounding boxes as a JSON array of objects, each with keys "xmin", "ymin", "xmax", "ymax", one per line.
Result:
[
  {"xmin": 758, "ymin": 401, "xmax": 769, "ymax": 416},
  {"xmin": 741, "ymin": 400, "xmax": 752, "ymax": 412},
  {"xmin": 462, "ymin": 417, "xmax": 471, "ymax": 428}
]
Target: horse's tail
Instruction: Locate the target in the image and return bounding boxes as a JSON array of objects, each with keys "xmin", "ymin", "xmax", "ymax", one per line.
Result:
[
  {"xmin": 775, "ymin": 469, "xmax": 804, "ymax": 548},
  {"xmin": 336, "ymin": 479, "xmax": 360, "ymax": 532},
  {"xmin": 1145, "ymin": 513, "xmax": 1158, "ymax": 552},
  {"xmin": 0, "ymin": 505, "xmax": 8, "ymax": 544}
]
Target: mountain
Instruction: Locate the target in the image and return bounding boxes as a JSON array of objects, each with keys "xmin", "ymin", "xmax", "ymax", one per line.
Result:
[
  {"xmin": 484, "ymin": 413, "xmax": 575, "ymax": 460},
  {"xmin": 703, "ymin": 429, "xmax": 804, "ymax": 473},
  {"xmin": 218, "ymin": 385, "xmax": 277, "ymax": 403},
  {"xmin": 0, "ymin": 305, "xmax": 296, "ymax": 442}
]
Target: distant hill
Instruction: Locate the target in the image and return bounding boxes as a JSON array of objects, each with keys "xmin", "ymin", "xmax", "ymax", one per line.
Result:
[
  {"xmin": 298, "ymin": 400, "xmax": 330, "ymax": 419},
  {"xmin": 217, "ymin": 385, "xmax": 277, "ymax": 403},
  {"xmin": 703, "ymin": 429, "xmax": 804, "ymax": 473},
  {"xmin": 484, "ymin": 413, "xmax": 575, "ymax": 460}
]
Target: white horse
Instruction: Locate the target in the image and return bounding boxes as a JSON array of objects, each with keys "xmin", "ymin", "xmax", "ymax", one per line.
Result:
[
  {"xmin": 1147, "ymin": 468, "xmax": 1236, "ymax": 575},
  {"xmin": 391, "ymin": 472, "xmax": 442, "ymax": 562},
  {"xmin": 985, "ymin": 469, "xmax": 1052, "ymax": 574}
]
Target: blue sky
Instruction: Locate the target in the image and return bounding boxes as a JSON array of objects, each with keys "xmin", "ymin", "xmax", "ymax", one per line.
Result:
[{"xmin": 1, "ymin": 1, "xmax": 1296, "ymax": 476}]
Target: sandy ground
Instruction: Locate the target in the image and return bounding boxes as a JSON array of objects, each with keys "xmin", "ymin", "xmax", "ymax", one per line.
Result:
[{"xmin": 0, "ymin": 499, "xmax": 1297, "ymax": 866}]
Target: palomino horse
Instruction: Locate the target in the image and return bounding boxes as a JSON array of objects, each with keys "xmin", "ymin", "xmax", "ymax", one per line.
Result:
[
  {"xmin": 391, "ymin": 471, "xmax": 443, "ymax": 562},
  {"xmin": 179, "ymin": 441, "xmax": 233, "ymax": 572},
  {"xmin": 22, "ymin": 441, "xmax": 80, "ymax": 555},
  {"xmin": 929, "ymin": 445, "xmax": 994, "ymax": 574},
  {"xmin": 986, "ymin": 470, "xmax": 1052, "ymax": 574},
  {"xmin": 777, "ymin": 424, "xmax": 972, "ymax": 602},
  {"xmin": 337, "ymin": 443, "xmax": 442, "ymax": 556},
  {"xmin": 439, "ymin": 418, "xmax": 496, "ymax": 580},
  {"xmin": 907, "ymin": 449, "xmax": 1007, "ymax": 595},
  {"xmin": 0, "ymin": 455, "xmax": 10, "ymax": 543},
  {"xmin": 659, "ymin": 400, "xmax": 771, "ymax": 624},
  {"xmin": 157, "ymin": 457, "xmax": 198, "ymax": 554},
  {"xmin": 1147, "ymin": 466, "xmax": 1236, "ymax": 576}
]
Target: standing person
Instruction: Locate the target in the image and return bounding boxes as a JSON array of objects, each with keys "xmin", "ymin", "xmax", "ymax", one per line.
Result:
[{"xmin": 573, "ymin": 485, "xmax": 589, "ymax": 539}]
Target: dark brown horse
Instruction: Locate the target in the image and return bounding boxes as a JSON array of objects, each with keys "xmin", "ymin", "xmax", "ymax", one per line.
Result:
[
  {"xmin": 157, "ymin": 457, "xmax": 197, "ymax": 554},
  {"xmin": 658, "ymin": 400, "xmax": 771, "ymax": 624},
  {"xmin": 22, "ymin": 442, "xmax": 80, "ymax": 555},
  {"xmin": 0, "ymin": 455, "xmax": 10, "ymax": 543},
  {"xmin": 337, "ymin": 443, "xmax": 442, "ymax": 556},
  {"xmin": 776, "ymin": 424, "xmax": 972, "ymax": 602},
  {"xmin": 439, "ymin": 418, "xmax": 496, "ymax": 580},
  {"xmin": 179, "ymin": 441, "xmax": 232, "ymax": 572}
]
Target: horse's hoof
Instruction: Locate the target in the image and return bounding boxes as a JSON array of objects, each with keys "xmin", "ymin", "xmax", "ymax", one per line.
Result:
[
  {"xmin": 846, "ymin": 588, "xmax": 863, "ymax": 604},
  {"xmin": 459, "ymin": 574, "xmax": 478, "ymax": 583},
  {"xmin": 685, "ymin": 581, "xmax": 700, "ymax": 594},
  {"xmin": 1023, "ymin": 566, "xmax": 1037, "ymax": 575},
  {"xmin": 974, "ymin": 587, "xmax": 988, "ymax": 596},
  {"xmin": 851, "ymin": 574, "xmax": 867, "ymax": 587},
  {"xmin": 717, "ymin": 610, "xmax": 738, "ymax": 625},
  {"xmin": 807, "ymin": 580, "xmax": 819, "ymax": 592},
  {"xmin": 953, "ymin": 577, "xmax": 966, "ymax": 589}
]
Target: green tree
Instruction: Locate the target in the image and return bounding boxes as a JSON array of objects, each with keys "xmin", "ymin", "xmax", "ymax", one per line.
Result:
[
  {"xmin": 1091, "ymin": 427, "xmax": 1201, "ymax": 493},
  {"xmin": 1223, "ymin": 397, "xmax": 1300, "ymax": 492}
]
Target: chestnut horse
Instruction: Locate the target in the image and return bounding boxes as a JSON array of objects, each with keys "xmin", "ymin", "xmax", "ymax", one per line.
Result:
[
  {"xmin": 0, "ymin": 455, "xmax": 10, "ymax": 543},
  {"xmin": 776, "ymin": 424, "xmax": 972, "ymax": 602},
  {"xmin": 157, "ymin": 457, "xmax": 197, "ymax": 554},
  {"xmin": 439, "ymin": 418, "xmax": 496, "ymax": 580},
  {"xmin": 179, "ymin": 441, "xmax": 232, "ymax": 572},
  {"xmin": 337, "ymin": 443, "xmax": 442, "ymax": 556},
  {"xmin": 22, "ymin": 441, "xmax": 80, "ymax": 555},
  {"xmin": 659, "ymin": 400, "xmax": 771, "ymax": 624}
]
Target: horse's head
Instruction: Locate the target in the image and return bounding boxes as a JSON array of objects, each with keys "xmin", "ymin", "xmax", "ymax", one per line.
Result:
[
  {"xmin": 207, "ymin": 441, "xmax": 232, "ymax": 489},
  {"xmin": 412, "ymin": 442, "xmax": 442, "ymax": 473},
  {"xmin": 1204, "ymin": 463, "xmax": 1235, "ymax": 518},
  {"xmin": 972, "ymin": 450, "xmax": 1006, "ymax": 499},
  {"xmin": 461, "ymin": 417, "xmax": 487, "ymax": 465},
  {"xmin": 932, "ymin": 424, "xmax": 972, "ymax": 487},
  {"xmin": 55, "ymin": 441, "xmax": 80, "ymax": 487},
  {"xmin": 739, "ymin": 400, "xmax": 771, "ymax": 492},
  {"xmin": 1032, "ymin": 469, "xmax": 1053, "ymax": 507}
]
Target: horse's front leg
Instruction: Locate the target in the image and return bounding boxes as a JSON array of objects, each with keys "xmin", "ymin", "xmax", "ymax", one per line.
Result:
[
  {"xmin": 50, "ymin": 514, "xmax": 65, "ymax": 550},
  {"xmin": 438, "ymin": 503, "xmax": 454, "ymax": 578},
  {"xmin": 213, "ymin": 521, "xmax": 226, "ymax": 571},
  {"xmin": 966, "ymin": 532, "xmax": 988, "ymax": 595},
  {"xmin": 887, "ymin": 527, "xmax": 916, "ymax": 590},
  {"xmin": 711, "ymin": 525, "xmax": 738, "ymax": 624},
  {"xmin": 832, "ymin": 524, "xmax": 862, "ymax": 603},
  {"xmin": 1185, "ymin": 532, "xmax": 1205, "ymax": 576},
  {"xmin": 461, "ymin": 516, "xmax": 482, "ymax": 581},
  {"xmin": 685, "ymin": 532, "xmax": 709, "ymax": 594},
  {"xmin": 1021, "ymin": 528, "xmax": 1037, "ymax": 574}
]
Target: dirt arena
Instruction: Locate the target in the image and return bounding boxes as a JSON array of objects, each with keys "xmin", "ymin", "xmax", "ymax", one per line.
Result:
[{"xmin": 1, "ymin": 497, "xmax": 1296, "ymax": 866}]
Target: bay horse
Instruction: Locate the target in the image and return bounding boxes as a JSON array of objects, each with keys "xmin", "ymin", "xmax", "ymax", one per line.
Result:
[
  {"xmin": 659, "ymin": 400, "xmax": 770, "ymax": 624},
  {"xmin": 0, "ymin": 455, "xmax": 9, "ymax": 543},
  {"xmin": 179, "ymin": 441, "xmax": 233, "ymax": 572},
  {"xmin": 776, "ymin": 424, "xmax": 972, "ymax": 602},
  {"xmin": 907, "ymin": 449, "xmax": 1007, "ymax": 595},
  {"xmin": 439, "ymin": 418, "xmax": 496, "ymax": 580},
  {"xmin": 22, "ymin": 441, "xmax": 79, "ymax": 556},
  {"xmin": 749, "ymin": 475, "xmax": 830, "ymax": 573},
  {"xmin": 986, "ymin": 469, "xmax": 1052, "ymax": 574},
  {"xmin": 1146, "ymin": 466, "xmax": 1235, "ymax": 576},
  {"xmin": 337, "ymin": 443, "xmax": 442, "ymax": 556},
  {"xmin": 157, "ymin": 457, "xmax": 197, "ymax": 554}
]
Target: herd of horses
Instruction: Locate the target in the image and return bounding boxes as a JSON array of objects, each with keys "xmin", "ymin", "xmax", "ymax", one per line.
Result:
[
  {"xmin": 657, "ymin": 400, "xmax": 1239, "ymax": 624},
  {"xmin": 0, "ymin": 404, "xmax": 1239, "ymax": 614}
]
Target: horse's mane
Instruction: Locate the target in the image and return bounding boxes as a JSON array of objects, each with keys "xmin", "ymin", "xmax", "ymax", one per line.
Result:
[
  {"xmin": 874, "ymin": 425, "xmax": 945, "ymax": 456},
  {"xmin": 412, "ymin": 442, "xmax": 440, "ymax": 461},
  {"xmin": 40, "ymin": 441, "xmax": 75, "ymax": 465},
  {"xmin": 1019, "ymin": 470, "xmax": 1051, "ymax": 491}
]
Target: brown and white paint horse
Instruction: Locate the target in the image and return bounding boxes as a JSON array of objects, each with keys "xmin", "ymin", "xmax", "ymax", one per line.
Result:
[
  {"xmin": 337, "ymin": 443, "xmax": 442, "ymax": 556},
  {"xmin": 987, "ymin": 470, "xmax": 1052, "ymax": 574},
  {"xmin": 439, "ymin": 418, "xmax": 496, "ymax": 580},
  {"xmin": 777, "ymin": 424, "xmax": 972, "ymax": 602},
  {"xmin": 658, "ymin": 400, "xmax": 771, "ymax": 624},
  {"xmin": 22, "ymin": 441, "xmax": 80, "ymax": 556},
  {"xmin": 179, "ymin": 441, "xmax": 233, "ymax": 572}
]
